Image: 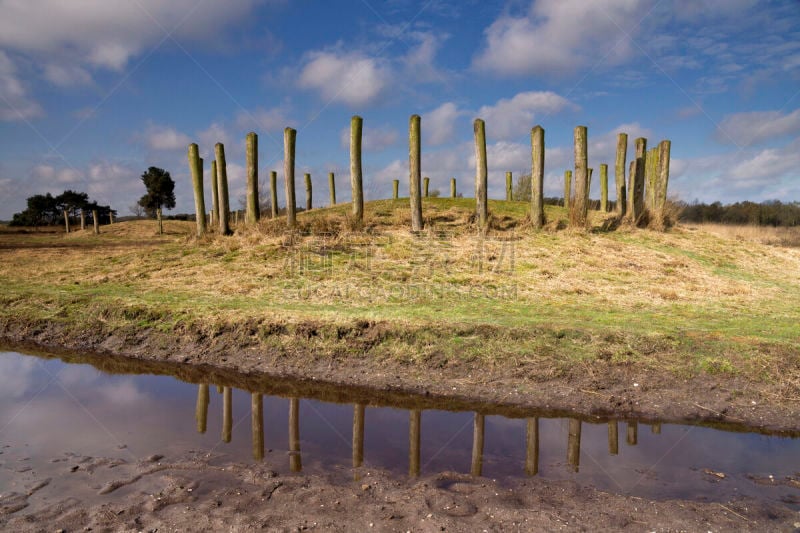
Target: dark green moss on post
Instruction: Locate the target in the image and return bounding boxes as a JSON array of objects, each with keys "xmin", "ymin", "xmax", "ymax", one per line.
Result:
[
  {"xmin": 350, "ymin": 116, "xmax": 364, "ymax": 223},
  {"xmin": 474, "ymin": 118, "xmax": 488, "ymax": 229},
  {"xmin": 245, "ymin": 132, "xmax": 259, "ymax": 224},
  {"xmin": 328, "ymin": 172, "xmax": 336, "ymax": 206},
  {"xmin": 571, "ymin": 126, "xmax": 588, "ymax": 226},
  {"xmin": 215, "ymin": 143, "xmax": 231, "ymax": 235},
  {"xmin": 506, "ymin": 171, "xmax": 513, "ymax": 201},
  {"xmin": 615, "ymin": 133, "xmax": 627, "ymax": 217},
  {"xmin": 531, "ymin": 125, "xmax": 545, "ymax": 229},
  {"xmin": 188, "ymin": 143, "xmax": 206, "ymax": 237},
  {"xmin": 304, "ymin": 173, "xmax": 312, "ymax": 211},
  {"xmin": 284, "ymin": 128, "xmax": 297, "ymax": 229},
  {"xmin": 409, "ymin": 115, "xmax": 423, "ymax": 231},
  {"xmin": 600, "ymin": 163, "xmax": 609, "ymax": 212},
  {"xmin": 270, "ymin": 170, "xmax": 278, "ymax": 218}
]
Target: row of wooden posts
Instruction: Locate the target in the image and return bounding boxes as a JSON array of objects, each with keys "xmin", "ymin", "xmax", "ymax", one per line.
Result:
[
  {"xmin": 187, "ymin": 116, "xmax": 671, "ymax": 238},
  {"xmin": 195, "ymin": 384, "xmax": 661, "ymax": 475},
  {"xmin": 64, "ymin": 209, "xmax": 113, "ymax": 235}
]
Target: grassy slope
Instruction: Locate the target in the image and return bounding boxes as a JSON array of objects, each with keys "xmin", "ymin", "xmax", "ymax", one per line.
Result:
[{"xmin": 1, "ymin": 199, "xmax": 798, "ymax": 399}]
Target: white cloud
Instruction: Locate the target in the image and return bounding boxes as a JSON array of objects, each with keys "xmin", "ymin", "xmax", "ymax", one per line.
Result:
[
  {"xmin": 423, "ymin": 102, "xmax": 464, "ymax": 146},
  {"xmin": 298, "ymin": 50, "xmax": 392, "ymax": 107},
  {"xmin": 42, "ymin": 63, "xmax": 92, "ymax": 87},
  {"xmin": 198, "ymin": 122, "xmax": 233, "ymax": 157},
  {"xmin": 473, "ymin": 0, "xmax": 647, "ymax": 77},
  {"xmin": 716, "ymin": 108, "xmax": 800, "ymax": 147},
  {"xmin": 145, "ymin": 123, "xmax": 191, "ymax": 151},
  {"xmin": 236, "ymin": 106, "xmax": 291, "ymax": 132},
  {"xmin": 339, "ymin": 124, "xmax": 398, "ymax": 152},
  {"xmin": 0, "ymin": 51, "xmax": 44, "ymax": 121},
  {"xmin": 477, "ymin": 91, "xmax": 576, "ymax": 140}
]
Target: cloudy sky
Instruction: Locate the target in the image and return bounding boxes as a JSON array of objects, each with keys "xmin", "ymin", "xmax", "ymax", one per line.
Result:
[{"xmin": 1, "ymin": 0, "xmax": 798, "ymax": 219}]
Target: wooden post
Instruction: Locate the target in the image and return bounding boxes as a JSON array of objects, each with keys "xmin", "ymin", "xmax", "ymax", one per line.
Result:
[
  {"xmin": 627, "ymin": 138, "xmax": 647, "ymax": 223},
  {"xmin": 350, "ymin": 115, "xmax": 364, "ymax": 223},
  {"xmin": 304, "ymin": 173, "xmax": 312, "ymax": 211},
  {"xmin": 195, "ymin": 384, "xmax": 209, "ymax": 434},
  {"xmin": 157, "ymin": 207, "xmax": 163, "ymax": 235},
  {"xmin": 531, "ymin": 125, "xmax": 545, "ymax": 228},
  {"xmin": 210, "ymin": 160, "xmax": 219, "ymax": 227},
  {"xmin": 188, "ymin": 143, "xmax": 206, "ymax": 237},
  {"xmin": 252, "ymin": 393, "xmax": 264, "ymax": 461},
  {"xmin": 409, "ymin": 409, "xmax": 421, "ymax": 477},
  {"xmin": 525, "ymin": 418, "xmax": 539, "ymax": 476},
  {"xmin": 109, "ymin": 210, "xmax": 114, "ymax": 225},
  {"xmin": 80, "ymin": 209, "xmax": 86, "ymax": 231},
  {"xmin": 626, "ymin": 421, "xmax": 638, "ymax": 445},
  {"xmin": 608, "ymin": 420, "xmax": 618, "ymax": 455},
  {"xmin": 615, "ymin": 133, "xmax": 627, "ymax": 217},
  {"xmin": 571, "ymin": 126, "xmax": 588, "ymax": 226},
  {"xmin": 270, "ymin": 170, "xmax": 278, "ymax": 218},
  {"xmin": 63, "ymin": 210, "xmax": 70, "ymax": 233},
  {"xmin": 474, "ymin": 119, "xmax": 488, "ymax": 229},
  {"xmin": 222, "ymin": 386, "xmax": 232, "ymax": 443},
  {"xmin": 567, "ymin": 418, "xmax": 581, "ymax": 472},
  {"xmin": 600, "ymin": 163, "xmax": 609, "ymax": 212},
  {"xmin": 471, "ymin": 413, "xmax": 485, "ymax": 476},
  {"xmin": 653, "ymin": 140, "xmax": 671, "ymax": 229},
  {"xmin": 564, "ymin": 170, "xmax": 572, "ymax": 209},
  {"xmin": 645, "ymin": 146, "xmax": 659, "ymax": 213},
  {"xmin": 409, "ymin": 115, "xmax": 423, "ymax": 231},
  {"xmin": 588, "ymin": 168, "xmax": 593, "ymax": 206},
  {"xmin": 284, "ymin": 128, "xmax": 297, "ymax": 229},
  {"xmin": 92, "ymin": 209, "xmax": 99, "ymax": 235},
  {"xmin": 423, "ymin": 177, "xmax": 430, "ymax": 198},
  {"xmin": 215, "ymin": 143, "xmax": 231, "ymax": 235},
  {"xmin": 505, "ymin": 171, "xmax": 513, "ymax": 201},
  {"xmin": 289, "ymin": 398, "xmax": 302, "ymax": 472},
  {"xmin": 353, "ymin": 403, "xmax": 365, "ymax": 468},
  {"xmin": 328, "ymin": 172, "xmax": 336, "ymax": 206},
  {"xmin": 245, "ymin": 132, "xmax": 259, "ymax": 224},
  {"xmin": 392, "ymin": 179, "xmax": 399, "ymax": 199},
  {"xmin": 450, "ymin": 177, "xmax": 456, "ymax": 198}
]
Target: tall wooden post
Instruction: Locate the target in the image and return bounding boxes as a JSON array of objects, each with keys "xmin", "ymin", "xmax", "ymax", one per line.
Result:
[
  {"xmin": 328, "ymin": 172, "xmax": 336, "ymax": 206},
  {"xmin": 245, "ymin": 132, "xmax": 259, "ymax": 224},
  {"xmin": 653, "ymin": 140, "xmax": 671, "ymax": 228},
  {"xmin": 188, "ymin": 143, "xmax": 206, "ymax": 237},
  {"xmin": 615, "ymin": 133, "xmax": 627, "ymax": 216},
  {"xmin": 284, "ymin": 128, "xmax": 297, "ymax": 229},
  {"xmin": 270, "ymin": 170, "xmax": 278, "ymax": 218},
  {"xmin": 600, "ymin": 163, "xmax": 609, "ymax": 212},
  {"xmin": 92, "ymin": 210, "xmax": 99, "ymax": 235},
  {"xmin": 505, "ymin": 171, "xmax": 513, "ymax": 201},
  {"xmin": 474, "ymin": 119, "xmax": 488, "ymax": 229},
  {"xmin": 304, "ymin": 173, "xmax": 312, "ymax": 211},
  {"xmin": 450, "ymin": 177, "xmax": 456, "ymax": 198},
  {"xmin": 627, "ymin": 138, "xmax": 647, "ymax": 223},
  {"xmin": 531, "ymin": 125, "xmax": 545, "ymax": 228},
  {"xmin": 80, "ymin": 209, "xmax": 86, "ymax": 231},
  {"xmin": 423, "ymin": 176, "xmax": 430, "ymax": 198},
  {"xmin": 350, "ymin": 115, "xmax": 364, "ymax": 223},
  {"xmin": 63, "ymin": 210, "xmax": 70, "ymax": 233},
  {"xmin": 571, "ymin": 126, "xmax": 589, "ymax": 226},
  {"xmin": 210, "ymin": 160, "xmax": 219, "ymax": 227},
  {"xmin": 215, "ymin": 143, "xmax": 231, "ymax": 235},
  {"xmin": 409, "ymin": 115, "xmax": 423, "ymax": 231},
  {"xmin": 564, "ymin": 170, "xmax": 572, "ymax": 209},
  {"xmin": 471, "ymin": 413, "xmax": 485, "ymax": 476},
  {"xmin": 392, "ymin": 179, "xmax": 399, "ymax": 199}
]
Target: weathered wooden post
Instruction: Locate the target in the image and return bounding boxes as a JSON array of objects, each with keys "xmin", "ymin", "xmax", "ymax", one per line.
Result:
[
  {"xmin": 474, "ymin": 118, "xmax": 488, "ymax": 229},
  {"xmin": 450, "ymin": 177, "xmax": 456, "ymax": 198},
  {"xmin": 270, "ymin": 170, "xmax": 278, "ymax": 218},
  {"xmin": 531, "ymin": 125, "xmax": 545, "ymax": 228},
  {"xmin": 350, "ymin": 115, "xmax": 364, "ymax": 224},
  {"xmin": 600, "ymin": 163, "xmax": 609, "ymax": 212},
  {"xmin": 63, "ymin": 210, "xmax": 70, "ymax": 233},
  {"xmin": 409, "ymin": 409, "xmax": 421, "ymax": 476},
  {"xmin": 505, "ymin": 171, "xmax": 513, "ymax": 201},
  {"xmin": 252, "ymin": 393, "xmax": 264, "ymax": 461},
  {"xmin": 588, "ymin": 168, "xmax": 593, "ymax": 206},
  {"xmin": 92, "ymin": 209, "xmax": 99, "ymax": 235},
  {"xmin": 80, "ymin": 209, "xmax": 86, "ymax": 231},
  {"xmin": 471, "ymin": 412, "xmax": 485, "ymax": 476},
  {"xmin": 645, "ymin": 146, "xmax": 659, "ymax": 213},
  {"xmin": 626, "ymin": 421, "xmax": 638, "ymax": 445},
  {"xmin": 109, "ymin": 210, "xmax": 114, "ymax": 225},
  {"xmin": 222, "ymin": 386, "xmax": 232, "ymax": 443},
  {"xmin": 234, "ymin": 209, "xmax": 239, "ymax": 226},
  {"xmin": 571, "ymin": 126, "xmax": 589, "ymax": 226},
  {"xmin": 608, "ymin": 420, "xmax": 618, "ymax": 455},
  {"xmin": 353, "ymin": 403, "xmax": 365, "ymax": 468},
  {"xmin": 627, "ymin": 138, "xmax": 647, "ymax": 223},
  {"xmin": 392, "ymin": 179, "xmax": 399, "ymax": 199},
  {"xmin": 210, "ymin": 160, "xmax": 219, "ymax": 227},
  {"xmin": 422, "ymin": 177, "xmax": 429, "ymax": 198},
  {"xmin": 289, "ymin": 397, "xmax": 302, "ymax": 472},
  {"xmin": 195, "ymin": 384, "xmax": 209, "ymax": 434},
  {"xmin": 567, "ymin": 418, "xmax": 581, "ymax": 472},
  {"xmin": 156, "ymin": 206, "xmax": 163, "ymax": 235},
  {"xmin": 188, "ymin": 143, "xmax": 206, "ymax": 237},
  {"xmin": 615, "ymin": 133, "xmax": 627, "ymax": 217},
  {"xmin": 245, "ymin": 132, "xmax": 259, "ymax": 224},
  {"xmin": 215, "ymin": 143, "xmax": 231, "ymax": 235},
  {"xmin": 564, "ymin": 170, "xmax": 572, "ymax": 209},
  {"xmin": 654, "ymin": 140, "xmax": 671, "ymax": 229},
  {"xmin": 328, "ymin": 172, "xmax": 336, "ymax": 206},
  {"xmin": 304, "ymin": 173, "xmax": 312, "ymax": 211},
  {"xmin": 409, "ymin": 115, "xmax": 423, "ymax": 231},
  {"xmin": 525, "ymin": 418, "xmax": 539, "ymax": 476},
  {"xmin": 284, "ymin": 128, "xmax": 297, "ymax": 229}
]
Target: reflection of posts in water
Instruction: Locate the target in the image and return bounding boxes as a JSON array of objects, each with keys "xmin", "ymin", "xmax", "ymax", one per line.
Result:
[
  {"xmin": 608, "ymin": 420, "xmax": 619, "ymax": 455},
  {"xmin": 471, "ymin": 413, "xmax": 485, "ymax": 477},
  {"xmin": 216, "ymin": 385, "xmax": 223, "ymax": 394},
  {"xmin": 353, "ymin": 403, "xmax": 365, "ymax": 468},
  {"xmin": 409, "ymin": 409, "xmax": 421, "ymax": 477},
  {"xmin": 626, "ymin": 421, "xmax": 638, "ymax": 445},
  {"xmin": 289, "ymin": 398, "xmax": 302, "ymax": 472},
  {"xmin": 222, "ymin": 387, "xmax": 232, "ymax": 443},
  {"xmin": 195, "ymin": 384, "xmax": 209, "ymax": 434},
  {"xmin": 525, "ymin": 418, "xmax": 539, "ymax": 476},
  {"xmin": 651, "ymin": 423, "xmax": 661, "ymax": 434},
  {"xmin": 252, "ymin": 393, "xmax": 264, "ymax": 461},
  {"xmin": 567, "ymin": 419, "xmax": 581, "ymax": 472}
]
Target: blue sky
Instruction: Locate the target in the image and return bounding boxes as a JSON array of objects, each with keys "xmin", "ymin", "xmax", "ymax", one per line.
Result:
[{"xmin": 1, "ymin": 0, "xmax": 799, "ymax": 219}]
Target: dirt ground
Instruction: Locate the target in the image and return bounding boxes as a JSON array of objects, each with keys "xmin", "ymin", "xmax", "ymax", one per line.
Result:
[{"xmin": 2, "ymin": 444, "xmax": 798, "ymax": 532}]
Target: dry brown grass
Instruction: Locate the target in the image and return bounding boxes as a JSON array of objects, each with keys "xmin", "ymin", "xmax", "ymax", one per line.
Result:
[{"xmin": 685, "ymin": 223, "xmax": 800, "ymax": 247}]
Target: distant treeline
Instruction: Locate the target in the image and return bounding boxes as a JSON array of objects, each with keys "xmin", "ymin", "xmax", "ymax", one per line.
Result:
[
  {"xmin": 677, "ymin": 200, "xmax": 800, "ymax": 227},
  {"xmin": 10, "ymin": 190, "xmax": 115, "ymax": 226}
]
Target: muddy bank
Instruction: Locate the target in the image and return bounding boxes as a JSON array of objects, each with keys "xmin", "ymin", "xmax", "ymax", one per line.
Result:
[
  {"xmin": 1, "ymin": 315, "xmax": 798, "ymax": 433},
  {"xmin": 2, "ymin": 445, "xmax": 797, "ymax": 532}
]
